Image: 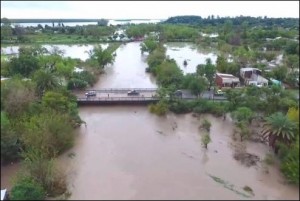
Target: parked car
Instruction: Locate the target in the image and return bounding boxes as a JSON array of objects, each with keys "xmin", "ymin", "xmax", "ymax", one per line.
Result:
[
  {"xmin": 85, "ymin": 91, "xmax": 96, "ymax": 97},
  {"xmin": 127, "ymin": 90, "xmax": 139, "ymax": 96},
  {"xmin": 174, "ymin": 90, "xmax": 183, "ymax": 97},
  {"xmin": 214, "ymin": 89, "xmax": 224, "ymax": 96}
]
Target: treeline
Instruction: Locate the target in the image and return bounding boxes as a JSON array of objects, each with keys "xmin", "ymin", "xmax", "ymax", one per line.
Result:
[
  {"xmin": 1, "ymin": 43, "xmax": 120, "ymax": 199},
  {"xmin": 163, "ymin": 15, "xmax": 299, "ymax": 29}
]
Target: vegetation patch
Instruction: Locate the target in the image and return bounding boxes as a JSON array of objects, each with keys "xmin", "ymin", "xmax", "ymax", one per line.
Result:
[
  {"xmin": 233, "ymin": 152, "xmax": 260, "ymax": 167},
  {"xmin": 208, "ymin": 174, "xmax": 253, "ymax": 198}
]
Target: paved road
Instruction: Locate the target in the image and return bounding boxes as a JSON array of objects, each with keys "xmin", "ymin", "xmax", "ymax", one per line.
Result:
[{"xmin": 74, "ymin": 89, "xmax": 227, "ymax": 101}]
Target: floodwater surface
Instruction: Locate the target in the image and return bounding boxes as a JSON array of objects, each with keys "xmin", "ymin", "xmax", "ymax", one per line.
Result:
[
  {"xmin": 59, "ymin": 109, "xmax": 299, "ymax": 200},
  {"xmin": 165, "ymin": 42, "xmax": 218, "ymax": 74}
]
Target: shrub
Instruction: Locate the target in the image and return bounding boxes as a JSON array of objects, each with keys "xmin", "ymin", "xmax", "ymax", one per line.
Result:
[
  {"xmin": 1, "ymin": 111, "xmax": 21, "ymax": 163},
  {"xmin": 263, "ymin": 153, "xmax": 275, "ymax": 165},
  {"xmin": 67, "ymin": 78, "xmax": 88, "ymax": 90},
  {"xmin": 201, "ymin": 119, "xmax": 211, "ymax": 132},
  {"xmin": 22, "ymin": 149, "xmax": 68, "ymax": 196},
  {"xmin": 22, "ymin": 110, "xmax": 74, "ymax": 158},
  {"xmin": 280, "ymin": 138, "xmax": 299, "ymax": 185},
  {"xmin": 71, "ymin": 71, "xmax": 97, "ymax": 86},
  {"xmin": 192, "ymin": 100, "xmax": 227, "ymax": 116},
  {"xmin": 201, "ymin": 132, "xmax": 211, "ymax": 149},
  {"xmin": 149, "ymin": 101, "xmax": 168, "ymax": 116},
  {"xmin": 169, "ymin": 100, "xmax": 192, "ymax": 114},
  {"xmin": 10, "ymin": 176, "xmax": 45, "ymax": 200}
]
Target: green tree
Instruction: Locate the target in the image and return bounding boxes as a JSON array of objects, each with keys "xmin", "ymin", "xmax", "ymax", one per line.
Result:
[
  {"xmin": 272, "ymin": 66, "xmax": 288, "ymax": 81},
  {"xmin": 1, "ymin": 18, "xmax": 12, "ymax": 40},
  {"xmin": 22, "ymin": 110, "xmax": 74, "ymax": 158},
  {"xmin": 156, "ymin": 59, "xmax": 184, "ymax": 88},
  {"xmin": 216, "ymin": 55, "xmax": 227, "ymax": 73},
  {"xmin": 21, "ymin": 149, "xmax": 68, "ymax": 196},
  {"xmin": 140, "ymin": 37, "xmax": 158, "ymax": 54},
  {"xmin": 262, "ymin": 112, "xmax": 297, "ymax": 151},
  {"xmin": 86, "ymin": 44, "xmax": 119, "ymax": 69},
  {"xmin": 235, "ymin": 121, "xmax": 251, "ymax": 141},
  {"xmin": 196, "ymin": 58, "xmax": 216, "ymax": 88},
  {"xmin": 189, "ymin": 76, "xmax": 208, "ymax": 97},
  {"xmin": 9, "ymin": 55, "xmax": 40, "ymax": 77},
  {"xmin": 32, "ymin": 69, "xmax": 60, "ymax": 96},
  {"xmin": 182, "ymin": 74, "xmax": 208, "ymax": 97},
  {"xmin": 41, "ymin": 90, "xmax": 81, "ymax": 127},
  {"xmin": 224, "ymin": 89, "xmax": 244, "ymax": 111},
  {"xmin": 146, "ymin": 46, "xmax": 166, "ymax": 74},
  {"xmin": 10, "ymin": 176, "xmax": 45, "ymax": 200},
  {"xmin": 1, "ymin": 111, "xmax": 20, "ymax": 163},
  {"xmin": 1, "ymin": 77, "xmax": 37, "ymax": 117},
  {"xmin": 284, "ymin": 54, "xmax": 299, "ymax": 70},
  {"xmin": 232, "ymin": 107, "xmax": 253, "ymax": 123}
]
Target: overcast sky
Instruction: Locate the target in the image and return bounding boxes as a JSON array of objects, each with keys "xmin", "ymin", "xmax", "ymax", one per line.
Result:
[{"xmin": 1, "ymin": 1, "xmax": 299, "ymax": 19}]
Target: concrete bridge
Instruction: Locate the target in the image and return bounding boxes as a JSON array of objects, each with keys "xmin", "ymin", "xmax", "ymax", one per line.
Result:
[{"xmin": 75, "ymin": 88, "xmax": 227, "ymax": 105}]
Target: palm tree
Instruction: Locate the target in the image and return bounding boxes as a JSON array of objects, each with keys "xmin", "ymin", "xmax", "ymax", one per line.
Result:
[
  {"xmin": 33, "ymin": 69, "xmax": 60, "ymax": 96},
  {"xmin": 261, "ymin": 112, "xmax": 297, "ymax": 152}
]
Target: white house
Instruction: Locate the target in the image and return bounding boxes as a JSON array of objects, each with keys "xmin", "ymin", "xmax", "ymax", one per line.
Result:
[{"xmin": 240, "ymin": 67, "xmax": 268, "ymax": 87}]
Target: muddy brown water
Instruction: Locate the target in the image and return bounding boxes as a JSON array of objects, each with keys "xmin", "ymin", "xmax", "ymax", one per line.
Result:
[
  {"xmin": 1, "ymin": 42, "xmax": 299, "ymax": 200},
  {"xmin": 57, "ymin": 110, "xmax": 299, "ymax": 200}
]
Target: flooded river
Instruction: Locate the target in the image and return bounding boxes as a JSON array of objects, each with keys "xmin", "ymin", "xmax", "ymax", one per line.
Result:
[
  {"xmin": 1, "ymin": 42, "xmax": 299, "ymax": 200},
  {"xmin": 59, "ymin": 109, "xmax": 299, "ymax": 200}
]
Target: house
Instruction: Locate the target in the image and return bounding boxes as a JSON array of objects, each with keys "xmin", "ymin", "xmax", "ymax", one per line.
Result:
[
  {"xmin": 240, "ymin": 67, "xmax": 268, "ymax": 87},
  {"xmin": 215, "ymin": 73, "xmax": 240, "ymax": 88}
]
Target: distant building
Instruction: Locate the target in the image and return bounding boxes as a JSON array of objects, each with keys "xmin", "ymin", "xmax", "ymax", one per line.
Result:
[
  {"xmin": 240, "ymin": 67, "xmax": 268, "ymax": 87},
  {"xmin": 215, "ymin": 73, "xmax": 240, "ymax": 88}
]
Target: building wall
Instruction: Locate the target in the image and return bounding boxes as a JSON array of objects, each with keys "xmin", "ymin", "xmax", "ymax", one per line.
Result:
[{"xmin": 215, "ymin": 75, "xmax": 223, "ymax": 88}]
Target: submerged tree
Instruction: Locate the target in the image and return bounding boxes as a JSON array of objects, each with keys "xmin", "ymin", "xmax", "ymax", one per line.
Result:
[
  {"xmin": 201, "ymin": 132, "xmax": 211, "ymax": 149},
  {"xmin": 86, "ymin": 44, "xmax": 120, "ymax": 69},
  {"xmin": 261, "ymin": 112, "xmax": 297, "ymax": 152}
]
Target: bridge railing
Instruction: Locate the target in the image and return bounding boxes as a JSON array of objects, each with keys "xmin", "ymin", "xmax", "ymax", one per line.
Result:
[
  {"xmin": 84, "ymin": 88, "xmax": 158, "ymax": 93},
  {"xmin": 77, "ymin": 97, "xmax": 159, "ymax": 102}
]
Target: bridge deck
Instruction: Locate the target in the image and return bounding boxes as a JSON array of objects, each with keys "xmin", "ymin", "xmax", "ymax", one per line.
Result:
[{"xmin": 75, "ymin": 88, "xmax": 227, "ymax": 105}]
